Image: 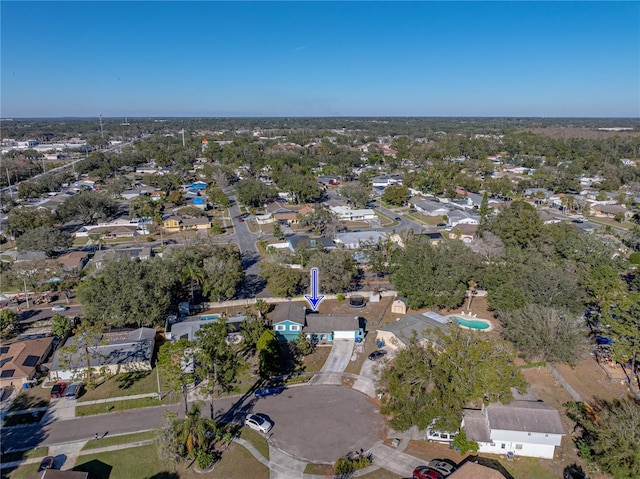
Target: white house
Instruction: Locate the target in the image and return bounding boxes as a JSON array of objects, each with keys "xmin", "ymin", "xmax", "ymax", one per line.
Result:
[
  {"xmin": 462, "ymin": 393, "xmax": 565, "ymax": 459},
  {"xmin": 334, "ymin": 231, "xmax": 387, "ymax": 249},
  {"xmin": 409, "ymin": 198, "xmax": 450, "ymax": 217},
  {"xmin": 371, "ymin": 175, "xmax": 403, "ymax": 188},
  {"xmin": 447, "ymin": 209, "xmax": 480, "ymax": 227},
  {"xmin": 330, "ymin": 206, "xmax": 377, "ymax": 221}
]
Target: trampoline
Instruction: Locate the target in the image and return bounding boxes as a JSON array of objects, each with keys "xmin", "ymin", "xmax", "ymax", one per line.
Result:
[{"xmin": 349, "ymin": 295, "xmax": 366, "ymax": 308}]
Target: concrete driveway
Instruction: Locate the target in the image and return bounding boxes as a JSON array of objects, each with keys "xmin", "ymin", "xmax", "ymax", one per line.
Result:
[
  {"xmin": 256, "ymin": 385, "xmax": 385, "ymax": 462},
  {"xmin": 320, "ymin": 340, "xmax": 355, "ymax": 373}
]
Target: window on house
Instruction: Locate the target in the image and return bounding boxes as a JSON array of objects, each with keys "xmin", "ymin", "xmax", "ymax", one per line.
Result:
[
  {"xmin": 528, "ymin": 432, "xmax": 532, "ymax": 436},
  {"xmin": 275, "ymin": 325, "xmax": 285, "ymax": 331},
  {"xmin": 501, "ymin": 443, "xmax": 506, "ymax": 449},
  {"xmin": 516, "ymin": 444, "xmax": 523, "ymax": 450},
  {"xmin": 545, "ymin": 434, "xmax": 549, "ymax": 437},
  {"xmin": 290, "ymin": 325, "xmax": 300, "ymax": 331}
]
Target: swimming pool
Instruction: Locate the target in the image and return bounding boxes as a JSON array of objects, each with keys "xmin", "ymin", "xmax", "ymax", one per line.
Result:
[{"xmin": 452, "ymin": 316, "xmax": 491, "ymax": 330}]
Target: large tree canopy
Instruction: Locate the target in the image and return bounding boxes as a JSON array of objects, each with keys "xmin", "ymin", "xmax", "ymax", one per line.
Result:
[
  {"xmin": 380, "ymin": 326, "xmax": 527, "ymax": 432},
  {"xmin": 390, "ymin": 236, "xmax": 478, "ymax": 309},
  {"xmin": 7, "ymin": 207, "xmax": 58, "ymax": 237},
  {"xmin": 16, "ymin": 227, "xmax": 72, "ymax": 257},
  {"xmin": 57, "ymin": 190, "xmax": 118, "ymax": 224}
]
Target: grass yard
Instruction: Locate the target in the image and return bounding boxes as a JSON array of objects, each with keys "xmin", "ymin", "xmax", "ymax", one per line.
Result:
[
  {"xmin": 75, "ymin": 395, "xmax": 177, "ymax": 416},
  {"xmin": 0, "ymin": 463, "xmax": 40, "ymax": 479},
  {"xmin": 81, "ymin": 431, "xmax": 157, "ymax": 451},
  {"xmin": 0, "ymin": 447, "xmax": 48, "ymax": 464},
  {"xmin": 358, "ymin": 470, "xmax": 404, "ymax": 479},
  {"xmin": 8, "ymin": 386, "xmax": 50, "ymax": 412},
  {"xmin": 78, "ymin": 370, "xmax": 166, "ymax": 402},
  {"xmin": 2, "ymin": 410, "xmax": 46, "ymax": 426},
  {"xmin": 304, "ymin": 463, "xmax": 334, "ymax": 475},
  {"xmin": 72, "ymin": 441, "xmax": 268, "ymax": 479},
  {"xmin": 239, "ymin": 428, "xmax": 269, "ymax": 460}
]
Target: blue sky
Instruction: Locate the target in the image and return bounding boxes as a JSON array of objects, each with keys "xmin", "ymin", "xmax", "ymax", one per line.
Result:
[{"xmin": 1, "ymin": 1, "xmax": 639, "ymax": 117}]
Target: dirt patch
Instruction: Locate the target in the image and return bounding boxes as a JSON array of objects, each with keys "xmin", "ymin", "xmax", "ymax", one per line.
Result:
[
  {"xmin": 403, "ymin": 439, "xmax": 467, "ymax": 464},
  {"xmin": 554, "ymin": 357, "xmax": 630, "ymax": 404}
]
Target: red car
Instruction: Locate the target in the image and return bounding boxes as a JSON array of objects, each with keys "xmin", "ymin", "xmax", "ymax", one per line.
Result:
[
  {"xmin": 50, "ymin": 381, "xmax": 67, "ymax": 398},
  {"xmin": 413, "ymin": 466, "xmax": 444, "ymax": 479},
  {"xmin": 237, "ymin": 217, "xmax": 244, "ymax": 222}
]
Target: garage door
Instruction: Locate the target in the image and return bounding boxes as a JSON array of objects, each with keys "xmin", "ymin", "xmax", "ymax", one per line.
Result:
[{"xmin": 334, "ymin": 330, "xmax": 355, "ymax": 340}]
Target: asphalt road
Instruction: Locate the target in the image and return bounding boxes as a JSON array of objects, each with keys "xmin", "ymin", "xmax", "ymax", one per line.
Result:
[{"xmin": 6, "ymin": 385, "xmax": 385, "ymax": 463}]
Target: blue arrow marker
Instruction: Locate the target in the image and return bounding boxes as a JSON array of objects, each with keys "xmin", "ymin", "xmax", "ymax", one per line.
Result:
[{"xmin": 304, "ymin": 267, "xmax": 325, "ymax": 311}]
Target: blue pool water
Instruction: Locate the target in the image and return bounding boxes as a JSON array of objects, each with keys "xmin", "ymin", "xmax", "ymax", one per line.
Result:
[
  {"xmin": 200, "ymin": 314, "xmax": 221, "ymax": 321},
  {"xmin": 453, "ymin": 316, "xmax": 490, "ymax": 330}
]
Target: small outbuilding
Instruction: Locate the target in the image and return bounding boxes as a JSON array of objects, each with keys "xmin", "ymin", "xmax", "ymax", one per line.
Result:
[{"xmin": 391, "ymin": 298, "xmax": 407, "ymax": 315}]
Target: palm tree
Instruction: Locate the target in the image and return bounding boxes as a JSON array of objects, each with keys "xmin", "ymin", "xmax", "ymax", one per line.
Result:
[
  {"xmin": 253, "ymin": 299, "xmax": 270, "ymax": 318},
  {"xmin": 181, "ymin": 261, "xmax": 204, "ymax": 306},
  {"xmin": 466, "ymin": 280, "xmax": 477, "ymax": 311},
  {"xmin": 178, "ymin": 405, "xmax": 216, "ymax": 458}
]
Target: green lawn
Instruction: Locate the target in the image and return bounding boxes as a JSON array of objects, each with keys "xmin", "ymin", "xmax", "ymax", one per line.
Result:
[
  {"xmin": 78, "ymin": 370, "xmax": 166, "ymax": 402},
  {"xmin": 75, "ymin": 395, "xmax": 177, "ymax": 416},
  {"xmin": 0, "ymin": 462, "xmax": 40, "ymax": 479},
  {"xmin": 8, "ymin": 387, "xmax": 50, "ymax": 412},
  {"xmin": 81, "ymin": 431, "xmax": 157, "ymax": 451},
  {"xmin": 73, "ymin": 441, "xmax": 268, "ymax": 479},
  {"xmin": 239, "ymin": 428, "xmax": 270, "ymax": 461},
  {"xmin": 1, "ymin": 447, "xmax": 48, "ymax": 464}
]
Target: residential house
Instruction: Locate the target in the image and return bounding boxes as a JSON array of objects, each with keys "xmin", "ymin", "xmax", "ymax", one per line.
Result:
[
  {"xmin": 167, "ymin": 314, "xmax": 246, "ymax": 345},
  {"xmin": 447, "ymin": 224, "xmax": 478, "ymax": 243},
  {"xmin": 150, "ymin": 190, "xmax": 166, "ymax": 201},
  {"xmin": 462, "ymin": 390, "xmax": 565, "ymax": 459},
  {"xmin": 120, "ymin": 188, "xmax": 148, "ymax": 200},
  {"xmin": 287, "ymin": 235, "xmax": 335, "ymax": 252},
  {"xmin": 371, "ymin": 175, "xmax": 403, "ymax": 188},
  {"xmin": 49, "ymin": 327, "xmax": 156, "ymax": 381},
  {"xmin": 422, "ymin": 231, "xmax": 444, "ymax": 245},
  {"xmin": 377, "ymin": 312, "xmax": 450, "ymax": 349},
  {"xmin": 334, "ymin": 231, "xmax": 387, "ymax": 249},
  {"xmin": 162, "ymin": 215, "xmax": 211, "ymax": 231},
  {"xmin": 408, "ymin": 198, "xmax": 450, "ymax": 217},
  {"xmin": 56, "ymin": 251, "xmax": 90, "ymax": 273},
  {"xmin": 304, "ymin": 314, "xmax": 364, "ymax": 343},
  {"xmin": 91, "ymin": 247, "xmax": 153, "ymax": 269},
  {"xmin": 591, "ymin": 204, "xmax": 631, "ymax": 220},
  {"xmin": 447, "ymin": 209, "xmax": 480, "ymax": 228},
  {"xmin": 0, "ymin": 337, "xmax": 55, "ymax": 388},
  {"xmin": 271, "ymin": 303, "xmax": 307, "ymax": 341},
  {"xmin": 330, "ymin": 206, "xmax": 377, "ymax": 222}
]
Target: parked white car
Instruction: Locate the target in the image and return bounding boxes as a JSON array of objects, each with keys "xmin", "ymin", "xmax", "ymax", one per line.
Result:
[{"xmin": 244, "ymin": 413, "xmax": 273, "ymax": 434}]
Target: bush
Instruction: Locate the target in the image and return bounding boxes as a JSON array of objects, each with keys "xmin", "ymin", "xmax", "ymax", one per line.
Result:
[
  {"xmin": 452, "ymin": 428, "xmax": 479, "ymax": 455},
  {"xmin": 195, "ymin": 450, "xmax": 215, "ymax": 470},
  {"xmin": 336, "ymin": 293, "xmax": 345, "ymax": 301},
  {"xmin": 629, "ymin": 252, "xmax": 640, "ymax": 264},
  {"xmin": 333, "ymin": 453, "xmax": 372, "ymax": 476}
]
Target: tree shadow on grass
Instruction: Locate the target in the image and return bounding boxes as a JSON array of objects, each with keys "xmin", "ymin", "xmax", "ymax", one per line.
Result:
[
  {"xmin": 148, "ymin": 474, "xmax": 179, "ymax": 479},
  {"xmin": 73, "ymin": 459, "xmax": 113, "ymax": 479},
  {"xmin": 116, "ymin": 371, "xmax": 151, "ymax": 390}
]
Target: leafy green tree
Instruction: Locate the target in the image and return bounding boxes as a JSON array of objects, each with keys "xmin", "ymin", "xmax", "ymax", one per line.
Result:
[
  {"xmin": 57, "ymin": 190, "xmax": 118, "ymax": 224},
  {"xmin": 390, "ymin": 237, "xmax": 478, "ymax": 309},
  {"xmin": 272, "ymin": 221, "xmax": 284, "ymax": 240},
  {"xmin": 157, "ymin": 338, "xmax": 195, "ymax": 413},
  {"xmin": 78, "ymin": 257, "xmax": 178, "ymax": 327},
  {"xmin": 206, "ymin": 185, "xmax": 231, "ymax": 209},
  {"xmin": 380, "ymin": 326, "xmax": 527, "ymax": 432},
  {"xmin": 201, "ymin": 246, "xmax": 244, "ymax": 301},
  {"xmin": 339, "ymin": 183, "xmax": 370, "ymax": 208},
  {"xmin": 501, "ymin": 305, "xmax": 589, "ymax": 365},
  {"xmin": 293, "ymin": 331, "xmax": 313, "ymax": 358},
  {"xmin": 0, "ymin": 309, "xmax": 19, "ymax": 340},
  {"xmin": 51, "ymin": 313, "xmax": 73, "ymax": 339},
  {"xmin": 156, "ymin": 406, "xmax": 217, "ymax": 465},
  {"xmin": 181, "ymin": 261, "xmax": 204, "ymax": 305},
  {"xmin": 259, "ymin": 262, "xmax": 305, "ymax": 297},
  {"xmin": 360, "ymin": 237, "xmax": 395, "ymax": 277},
  {"xmin": 16, "ymin": 227, "xmax": 72, "ymax": 257},
  {"xmin": 58, "ymin": 321, "xmax": 106, "ymax": 386},
  {"xmin": 478, "ymin": 191, "xmax": 490, "ymax": 227},
  {"xmin": 382, "ymin": 184, "xmax": 410, "ymax": 206},
  {"xmin": 566, "ymin": 399, "xmax": 640, "ymax": 479},
  {"xmin": 256, "ymin": 329, "xmax": 282, "ymax": 378},
  {"xmin": 240, "ymin": 314, "xmax": 267, "ymax": 350},
  {"xmin": 298, "ymin": 208, "xmax": 340, "ymax": 235},
  {"xmin": 7, "ymin": 207, "xmax": 58, "ymax": 237},
  {"xmin": 129, "ymin": 195, "xmax": 163, "ymax": 223},
  {"xmin": 452, "ymin": 429, "xmax": 479, "ymax": 455},
  {"xmin": 601, "ymin": 292, "xmax": 640, "ymax": 378},
  {"xmin": 195, "ymin": 319, "xmax": 245, "ymax": 418},
  {"xmin": 486, "ymin": 200, "xmax": 543, "ymax": 248},
  {"xmin": 307, "ymin": 250, "xmax": 358, "ymax": 294},
  {"xmin": 234, "ymin": 178, "xmax": 277, "ymax": 207}
]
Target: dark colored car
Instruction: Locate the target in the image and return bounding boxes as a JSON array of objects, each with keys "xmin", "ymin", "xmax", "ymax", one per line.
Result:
[
  {"xmin": 64, "ymin": 382, "xmax": 85, "ymax": 399},
  {"xmin": 436, "ymin": 222, "xmax": 447, "ymax": 227},
  {"xmin": 368, "ymin": 350, "xmax": 387, "ymax": 361},
  {"xmin": 38, "ymin": 456, "xmax": 55, "ymax": 471},
  {"xmin": 50, "ymin": 381, "xmax": 67, "ymax": 398},
  {"xmin": 395, "ymin": 217, "xmax": 402, "ymax": 221},
  {"xmin": 255, "ymin": 385, "xmax": 285, "ymax": 398},
  {"xmin": 413, "ymin": 466, "xmax": 444, "ymax": 479}
]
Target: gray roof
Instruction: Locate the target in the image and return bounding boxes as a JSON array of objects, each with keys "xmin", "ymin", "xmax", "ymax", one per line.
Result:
[
  {"xmin": 51, "ymin": 327, "xmax": 156, "ymax": 372},
  {"xmin": 169, "ymin": 315, "xmax": 245, "ymax": 341},
  {"xmin": 334, "ymin": 231, "xmax": 387, "ymax": 247},
  {"xmin": 486, "ymin": 400, "xmax": 565, "ymax": 434},
  {"xmin": 379, "ymin": 312, "xmax": 449, "ymax": 345},
  {"xmin": 271, "ymin": 302, "xmax": 306, "ymax": 325},
  {"xmin": 462, "ymin": 408, "xmax": 492, "ymax": 442},
  {"xmin": 303, "ymin": 315, "xmax": 360, "ymax": 334}
]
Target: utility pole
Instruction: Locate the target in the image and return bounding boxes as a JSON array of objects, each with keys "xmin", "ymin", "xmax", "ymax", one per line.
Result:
[
  {"xmin": 5, "ymin": 167, "xmax": 14, "ymax": 200},
  {"xmin": 23, "ymin": 278, "xmax": 30, "ymax": 309},
  {"xmin": 180, "ymin": 129, "xmax": 185, "ymax": 147},
  {"xmin": 99, "ymin": 114, "xmax": 104, "ymax": 140}
]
